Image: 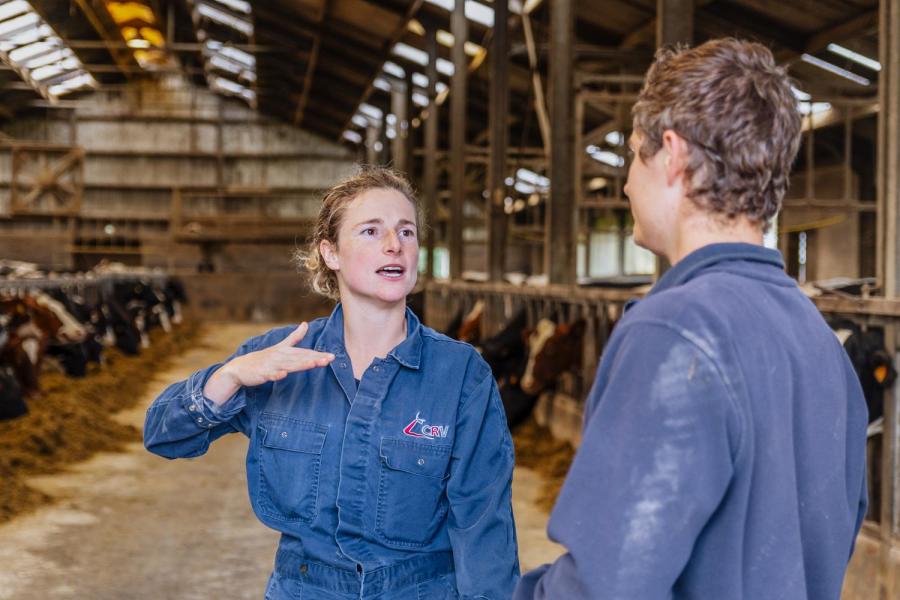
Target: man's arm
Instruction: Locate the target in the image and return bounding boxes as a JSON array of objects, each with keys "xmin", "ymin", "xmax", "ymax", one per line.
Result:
[{"xmin": 516, "ymin": 321, "xmax": 741, "ymax": 600}]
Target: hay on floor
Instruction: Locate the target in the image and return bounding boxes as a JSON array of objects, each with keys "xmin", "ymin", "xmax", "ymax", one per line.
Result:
[
  {"xmin": 512, "ymin": 417, "xmax": 576, "ymax": 513},
  {"xmin": 0, "ymin": 323, "xmax": 202, "ymax": 523}
]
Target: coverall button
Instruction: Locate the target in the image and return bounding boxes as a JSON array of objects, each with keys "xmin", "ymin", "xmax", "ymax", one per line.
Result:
[
  {"xmin": 299, "ymin": 563, "xmax": 308, "ymax": 574},
  {"xmin": 340, "ymin": 362, "xmax": 347, "ymax": 368},
  {"xmin": 188, "ymin": 404, "xmax": 196, "ymax": 412},
  {"xmin": 373, "ymin": 365, "xmax": 380, "ymax": 372},
  {"xmin": 280, "ymin": 431, "xmax": 288, "ymax": 438},
  {"xmin": 417, "ymin": 458, "xmax": 425, "ymax": 466}
]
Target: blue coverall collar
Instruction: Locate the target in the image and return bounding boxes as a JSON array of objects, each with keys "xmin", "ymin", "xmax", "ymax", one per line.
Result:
[{"xmin": 314, "ymin": 302, "xmax": 423, "ymax": 370}]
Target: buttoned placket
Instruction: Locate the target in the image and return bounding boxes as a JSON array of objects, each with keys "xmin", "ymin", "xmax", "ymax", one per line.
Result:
[{"xmin": 334, "ymin": 355, "xmax": 401, "ymax": 569}]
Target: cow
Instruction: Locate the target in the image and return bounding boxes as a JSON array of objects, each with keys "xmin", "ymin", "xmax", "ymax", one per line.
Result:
[
  {"xmin": 521, "ymin": 318, "xmax": 587, "ymax": 396},
  {"xmin": 828, "ymin": 317, "xmax": 896, "ymax": 523},
  {"xmin": 456, "ymin": 300, "xmax": 484, "ymax": 344},
  {"xmin": 479, "ymin": 308, "xmax": 539, "ymax": 428}
]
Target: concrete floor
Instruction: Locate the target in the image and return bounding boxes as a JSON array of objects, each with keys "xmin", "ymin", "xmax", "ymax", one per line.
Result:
[{"xmin": 0, "ymin": 323, "xmax": 563, "ymax": 599}]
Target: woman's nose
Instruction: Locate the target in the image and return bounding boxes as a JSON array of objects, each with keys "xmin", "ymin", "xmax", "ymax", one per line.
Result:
[{"xmin": 383, "ymin": 230, "xmax": 401, "ymax": 253}]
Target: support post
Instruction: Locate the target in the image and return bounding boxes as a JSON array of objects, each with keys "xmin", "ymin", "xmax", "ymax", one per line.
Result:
[
  {"xmin": 424, "ymin": 28, "xmax": 439, "ymax": 280},
  {"xmin": 449, "ymin": 0, "xmax": 467, "ymax": 279},
  {"xmin": 547, "ymin": 0, "xmax": 576, "ymax": 284},
  {"xmin": 877, "ymin": 1, "xmax": 900, "ymax": 598},
  {"xmin": 654, "ymin": 0, "xmax": 694, "ymax": 277},
  {"xmin": 488, "ymin": 0, "xmax": 509, "ymax": 282}
]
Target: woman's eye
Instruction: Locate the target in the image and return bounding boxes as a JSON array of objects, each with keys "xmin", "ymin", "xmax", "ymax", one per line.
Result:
[
  {"xmin": 361, "ymin": 227, "xmax": 377, "ymax": 235},
  {"xmin": 400, "ymin": 229, "xmax": 416, "ymax": 238}
]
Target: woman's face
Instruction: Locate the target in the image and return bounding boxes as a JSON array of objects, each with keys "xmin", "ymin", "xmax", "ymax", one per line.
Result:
[{"xmin": 321, "ymin": 187, "xmax": 419, "ymax": 307}]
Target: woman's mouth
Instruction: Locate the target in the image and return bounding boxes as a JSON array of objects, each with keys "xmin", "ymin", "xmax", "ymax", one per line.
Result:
[{"xmin": 376, "ymin": 265, "xmax": 405, "ymax": 279}]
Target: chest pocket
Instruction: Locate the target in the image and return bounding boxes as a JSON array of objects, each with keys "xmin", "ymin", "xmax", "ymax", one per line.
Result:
[
  {"xmin": 256, "ymin": 413, "xmax": 328, "ymax": 523},
  {"xmin": 376, "ymin": 437, "xmax": 451, "ymax": 548}
]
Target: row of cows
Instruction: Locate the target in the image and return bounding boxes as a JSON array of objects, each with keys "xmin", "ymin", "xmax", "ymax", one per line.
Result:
[
  {"xmin": 426, "ymin": 295, "xmax": 897, "ymax": 431},
  {"xmin": 0, "ymin": 271, "xmax": 187, "ymax": 421}
]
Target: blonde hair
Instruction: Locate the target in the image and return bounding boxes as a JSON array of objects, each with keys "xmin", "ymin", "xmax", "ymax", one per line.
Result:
[{"xmin": 294, "ymin": 165, "xmax": 422, "ymax": 300}]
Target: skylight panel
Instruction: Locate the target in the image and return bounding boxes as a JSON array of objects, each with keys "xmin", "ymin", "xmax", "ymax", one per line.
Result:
[
  {"xmin": 0, "ymin": 0, "xmax": 29, "ymax": 22},
  {"xmin": 0, "ymin": 2, "xmax": 96, "ymax": 100},
  {"xmin": 189, "ymin": 0, "xmax": 256, "ymax": 107},
  {"xmin": 195, "ymin": 2, "xmax": 252, "ymax": 36},
  {"xmin": 424, "ymin": 0, "xmax": 494, "ymax": 27}
]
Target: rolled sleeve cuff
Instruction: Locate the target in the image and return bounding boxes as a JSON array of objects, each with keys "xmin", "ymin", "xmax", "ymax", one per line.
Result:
[{"xmin": 181, "ymin": 364, "xmax": 246, "ymax": 428}]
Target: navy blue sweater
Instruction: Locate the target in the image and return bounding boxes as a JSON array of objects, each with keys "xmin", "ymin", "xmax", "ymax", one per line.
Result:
[{"xmin": 515, "ymin": 243, "xmax": 868, "ymax": 600}]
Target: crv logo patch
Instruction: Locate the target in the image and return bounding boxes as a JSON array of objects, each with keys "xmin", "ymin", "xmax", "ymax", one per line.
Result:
[{"xmin": 402, "ymin": 411, "xmax": 449, "ymax": 439}]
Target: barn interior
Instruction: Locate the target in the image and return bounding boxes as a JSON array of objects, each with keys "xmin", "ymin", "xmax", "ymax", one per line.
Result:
[{"xmin": 0, "ymin": 0, "xmax": 898, "ymax": 598}]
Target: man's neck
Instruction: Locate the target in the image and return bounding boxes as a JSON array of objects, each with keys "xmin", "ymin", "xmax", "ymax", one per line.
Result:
[{"xmin": 669, "ymin": 213, "xmax": 764, "ymax": 265}]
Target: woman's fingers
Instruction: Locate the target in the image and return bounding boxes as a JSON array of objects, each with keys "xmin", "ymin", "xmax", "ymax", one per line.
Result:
[
  {"xmin": 278, "ymin": 322, "xmax": 308, "ymax": 348},
  {"xmin": 275, "ymin": 348, "xmax": 335, "ymax": 374}
]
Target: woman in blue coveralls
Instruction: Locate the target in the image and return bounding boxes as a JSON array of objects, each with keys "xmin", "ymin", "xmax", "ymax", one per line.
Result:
[{"xmin": 144, "ymin": 166, "xmax": 519, "ymax": 600}]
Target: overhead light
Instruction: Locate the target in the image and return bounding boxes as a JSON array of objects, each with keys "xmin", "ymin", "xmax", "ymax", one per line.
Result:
[
  {"xmin": 126, "ymin": 38, "xmax": 151, "ymax": 49},
  {"xmin": 407, "ymin": 19, "xmax": 425, "ymax": 36},
  {"xmin": 383, "ymin": 60, "xmax": 406, "ymax": 78},
  {"xmin": 798, "ymin": 101, "xmax": 832, "ymax": 116},
  {"xmin": 587, "ymin": 148, "xmax": 625, "ymax": 168},
  {"xmin": 373, "ymin": 77, "xmax": 391, "ymax": 92},
  {"xmin": 412, "ymin": 92, "xmax": 428, "ymax": 106},
  {"xmin": 351, "ymin": 114, "xmax": 369, "ymax": 128},
  {"xmin": 436, "ymin": 58, "xmax": 454, "ymax": 77},
  {"xmin": 359, "ymin": 103, "xmax": 383, "ymax": 120},
  {"xmin": 791, "ymin": 86, "xmax": 811, "ymax": 101},
  {"xmin": 342, "ymin": 130, "xmax": 363, "ymax": 144},
  {"xmin": 392, "ymin": 43, "xmax": 428, "ymax": 67},
  {"xmin": 604, "ymin": 131, "xmax": 624, "ymax": 146},
  {"xmin": 801, "ymin": 53, "xmax": 870, "ymax": 86},
  {"xmin": 436, "ymin": 30, "xmax": 484, "ymax": 56},
  {"xmin": 516, "ymin": 168, "xmax": 549, "ymax": 190},
  {"xmin": 827, "ymin": 43, "xmax": 881, "ymax": 72},
  {"xmin": 412, "ymin": 72, "xmax": 429, "ymax": 88}
]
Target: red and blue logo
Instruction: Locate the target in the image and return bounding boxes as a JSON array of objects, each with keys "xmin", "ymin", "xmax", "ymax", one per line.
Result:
[{"xmin": 402, "ymin": 411, "xmax": 449, "ymax": 439}]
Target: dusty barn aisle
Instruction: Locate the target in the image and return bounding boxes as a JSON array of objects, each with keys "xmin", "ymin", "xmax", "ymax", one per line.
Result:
[
  {"xmin": 0, "ymin": 323, "xmax": 563, "ymax": 599},
  {"xmin": 0, "ymin": 323, "xmax": 279, "ymax": 600}
]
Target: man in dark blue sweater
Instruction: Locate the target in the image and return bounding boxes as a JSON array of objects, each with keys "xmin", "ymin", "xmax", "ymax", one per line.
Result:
[{"xmin": 514, "ymin": 39, "xmax": 868, "ymax": 600}]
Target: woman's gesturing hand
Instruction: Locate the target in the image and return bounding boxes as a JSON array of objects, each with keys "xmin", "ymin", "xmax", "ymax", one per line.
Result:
[{"xmin": 204, "ymin": 323, "xmax": 335, "ymax": 405}]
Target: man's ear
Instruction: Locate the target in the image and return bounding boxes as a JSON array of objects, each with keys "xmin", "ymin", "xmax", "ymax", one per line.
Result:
[
  {"xmin": 319, "ymin": 239, "xmax": 339, "ymax": 271},
  {"xmin": 661, "ymin": 129, "xmax": 689, "ymax": 187}
]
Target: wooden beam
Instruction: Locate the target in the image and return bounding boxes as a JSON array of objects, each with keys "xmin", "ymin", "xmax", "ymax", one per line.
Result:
[
  {"xmin": 293, "ymin": 0, "xmax": 329, "ymax": 127},
  {"xmin": 657, "ymin": 0, "xmax": 694, "ymax": 46}
]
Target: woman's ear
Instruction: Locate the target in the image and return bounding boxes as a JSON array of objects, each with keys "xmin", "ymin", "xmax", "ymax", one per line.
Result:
[{"xmin": 319, "ymin": 239, "xmax": 339, "ymax": 271}]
